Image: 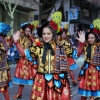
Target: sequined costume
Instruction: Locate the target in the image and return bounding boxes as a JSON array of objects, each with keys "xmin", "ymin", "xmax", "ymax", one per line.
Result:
[
  {"xmin": 57, "ymin": 39, "xmax": 78, "ymax": 70},
  {"xmin": 0, "ymin": 36, "xmax": 11, "ymax": 91},
  {"xmin": 0, "ymin": 22, "xmax": 12, "ymax": 97},
  {"xmin": 15, "ymin": 39, "xmax": 72, "ymax": 100},
  {"xmin": 13, "ymin": 36, "xmax": 36, "ymax": 85},
  {"xmin": 78, "ymin": 42, "xmax": 100, "ymax": 97}
]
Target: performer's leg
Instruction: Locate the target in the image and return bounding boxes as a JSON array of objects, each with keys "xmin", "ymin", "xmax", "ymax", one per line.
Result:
[
  {"xmin": 13, "ymin": 84, "xmax": 24, "ymax": 99},
  {"xmin": 3, "ymin": 86, "xmax": 10, "ymax": 100},
  {"xmin": 18, "ymin": 84, "xmax": 24, "ymax": 95},
  {"xmin": 69, "ymin": 70, "xmax": 77, "ymax": 86},
  {"xmin": 81, "ymin": 96, "xmax": 87, "ymax": 100}
]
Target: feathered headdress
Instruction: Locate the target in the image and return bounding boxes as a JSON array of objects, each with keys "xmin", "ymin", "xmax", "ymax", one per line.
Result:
[
  {"xmin": 89, "ymin": 18, "xmax": 100, "ymax": 34},
  {"xmin": 37, "ymin": 11, "xmax": 62, "ymax": 38},
  {"xmin": 20, "ymin": 20, "xmax": 39, "ymax": 33},
  {"xmin": 31, "ymin": 20, "xmax": 39, "ymax": 30},
  {"xmin": 50, "ymin": 11, "xmax": 62, "ymax": 33},
  {"xmin": 0, "ymin": 22, "xmax": 11, "ymax": 35}
]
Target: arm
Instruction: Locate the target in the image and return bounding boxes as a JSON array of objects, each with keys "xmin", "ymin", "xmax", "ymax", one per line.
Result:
[
  {"xmin": 10, "ymin": 36, "xmax": 14, "ymax": 47},
  {"xmin": 75, "ymin": 31, "xmax": 85, "ymax": 57},
  {"xmin": 29, "ymin": 36, "xmax": 34, "ymax": 43},
  {"xmin": 77, "ymin": 42, "xmax": 85, "ymax": 56},
  {"xmin": 14, "ymin": 41, "xmax": 25, "ymax": 56}
]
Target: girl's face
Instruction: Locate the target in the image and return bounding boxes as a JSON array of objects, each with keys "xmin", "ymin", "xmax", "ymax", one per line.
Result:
[
  {"xmin": 61, "ymin": 32, "xmax": 67, "ymax": 39},
  {"xmin": 88, "ymin": 33, "xmax": 96, "ymax": 44},
  {"xmin": 42, "ymin": 27, "xmax": 53, "ymax": 43},
  {"xmin": 25, "ymin": 27, "xmax": 31, "ymax": 36}
]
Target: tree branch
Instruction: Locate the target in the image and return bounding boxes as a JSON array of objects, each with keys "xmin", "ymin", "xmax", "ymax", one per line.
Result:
[
  {"xmin": 8, "ymin": 2, "xmax": 12, "ymax": 14},
  {"xmin": 12, "ymin": 0, "xmax": 19, "ymax": 14},
  {"xmin": 8, "ymin": 11, "xmax": 11, "ymax": 17},
  {"xmin": 2, "ymin": 1, "xmax": 7, "ymax": 10}
]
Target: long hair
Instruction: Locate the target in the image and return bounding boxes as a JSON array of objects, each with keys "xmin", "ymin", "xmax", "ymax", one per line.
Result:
[{"xmin": 85, "ymin": 32, "xmax": 99, "ymax": 43}]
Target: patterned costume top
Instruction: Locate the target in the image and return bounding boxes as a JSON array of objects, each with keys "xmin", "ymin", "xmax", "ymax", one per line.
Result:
[
  {"xmin": 27, "ymin": 40, "xmax": 73, "ymax": 74},
  {"xmin": 84, "ymin": 43, "xmax": 100, "ymax": 66},
  {"xmin": 0, "ymin": 22, "xmax": 11, "ymax": 89}
]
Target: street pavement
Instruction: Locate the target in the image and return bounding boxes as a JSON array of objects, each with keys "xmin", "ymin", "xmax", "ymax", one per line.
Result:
[{"xmin": 0, "ymin": 54, "xmax": 93, "ymax": 100}]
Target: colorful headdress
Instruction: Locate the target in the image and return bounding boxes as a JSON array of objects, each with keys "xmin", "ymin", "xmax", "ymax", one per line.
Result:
[
  {"xmin": 57, "ymin": 24, "xmax": 70, "ymax": 36},
  {"xmin": 85, "ymin": 18, "xmax": 100, "ymax": 40},
  {"xmin": 0, "ymin": 22, "xmax": 11, "ymax": 35},
  {"xmin": 20, "ymin": 20, "xmax": 39, "ymax": 31},
  {"xmin": 50, "ymin": 11, "xmax": 62, "ymax": 33},
  {"xmin": 89, "ymin": 18, "xmax": 100, "ymax": 34},
  {"xmin": 20, "ymin": 22, "xmax": 33, "ymax": 31},
  {"xmin": 31, "ymin": 20, "xmax": 39, "ymax": 30},
  {"xmin": 37, "ymin": 11, "xmax": 62, "ymax": 38}
]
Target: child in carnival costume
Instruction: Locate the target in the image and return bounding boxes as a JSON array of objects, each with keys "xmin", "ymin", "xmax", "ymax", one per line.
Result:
[
  {"xmin": 57, "ymin": 24, "xmax": 78, "ymax": 86},
  {"xmin": 76, "ymin": 18, "xmax": 100, "ymax": 100},
  {"xmin": 12, "ymin": 21, "xmax": 38, "ymax": 99},
  {"xmin": 13, "ymin": 11, "xmax": 72, "ymax": 100},
  {"xmin": 0, "ymin": 22, "xmax": 12, "ymax": 100}
]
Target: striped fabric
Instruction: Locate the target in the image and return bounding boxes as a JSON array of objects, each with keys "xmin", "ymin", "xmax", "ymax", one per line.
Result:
[{"xmin": 92, "ymin": 45, "xmax": 100, "ymax": 66}]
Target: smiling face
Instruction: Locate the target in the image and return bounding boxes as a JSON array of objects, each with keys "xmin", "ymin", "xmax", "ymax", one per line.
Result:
[
  {"xmin": 88, "ymin": 33, "xmax": 96, "ymax": 44},
  {"xmin": 42, "ymin": 27, "xmax": 53, "ymax": 43},
  {"xmin": 24, "ymin": 27, "xmax": 31, "ymax": 36}
]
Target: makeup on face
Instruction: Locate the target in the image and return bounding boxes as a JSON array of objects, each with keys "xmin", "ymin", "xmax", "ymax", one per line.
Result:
[
  {"xmin": 88, "ymin": 34, "xmax": 96, "ymax": 44},
  {"xmin": 42, "ymin": 27, "xmax": 53, "ymax": 43},
  {"xmin": 25, "ymin": 27, "xmax": 31, "ymax": 36}
]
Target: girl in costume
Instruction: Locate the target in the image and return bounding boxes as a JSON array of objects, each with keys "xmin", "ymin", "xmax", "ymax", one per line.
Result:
[
  {"xmin": 57, "ymin": 24, "xmax": 78, "ymax": 86},
  {"xmin": 12, "ymin": 22, "xmax": 38, "ymax": 99},
  {"xmin": 76, "ymin": 19, "xmax": 100, "ymax": 100},
  {"xmin": 0, "ymin": 22, "xmax": 12, "ymax": 100},
  {"xmin": 13, "ymin": 11, "xmax": 72, "ymax": 100}
]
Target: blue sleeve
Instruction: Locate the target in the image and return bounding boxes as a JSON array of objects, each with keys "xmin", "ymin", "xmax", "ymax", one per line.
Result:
[{"xmin": 24, "ymin": 49, "xmax": 37, "ymax": 64}]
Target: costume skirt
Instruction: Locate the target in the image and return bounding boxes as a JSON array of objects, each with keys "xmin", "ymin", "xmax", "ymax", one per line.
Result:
[
  {"xmin": 78, "ymin": 62, "xmax": 100, "ymax": 97},
  {"xmin": 30, "ymin": 72, "xmax": 71, "ymax": 100},
  {"xmin": 13, "ymin": 57, "xmax": 37, "ymax": 85}
]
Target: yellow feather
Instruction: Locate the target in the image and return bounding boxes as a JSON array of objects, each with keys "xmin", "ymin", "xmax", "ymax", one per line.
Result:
[
  {"xmin": 93, "ymin": 18, "xmax": 100, "ymax": 30},
  {"xmin": 31, "ymin": 20, "xmax": 39, "ymax": 30},
  {"xmin": 51, "ymin": 11, "xmax": 62, "ymax": 32}
]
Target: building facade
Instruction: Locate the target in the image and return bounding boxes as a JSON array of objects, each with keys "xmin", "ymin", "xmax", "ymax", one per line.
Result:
[{"xmin": 0, "ymin": 0, "xmax": 39, "ymax": 36}]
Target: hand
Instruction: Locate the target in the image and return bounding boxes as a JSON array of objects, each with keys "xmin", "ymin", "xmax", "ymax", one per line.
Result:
[
  {"xmin": 13, "ymin": 31, "xmax": 20, "ymax": 42},
  {"xmin": 28, "ymin": 32, "xmax": 32, "ymax": 37},
  {"xmin": 76, "ymin": 31, "xmax": 85, "ymax": 43}
]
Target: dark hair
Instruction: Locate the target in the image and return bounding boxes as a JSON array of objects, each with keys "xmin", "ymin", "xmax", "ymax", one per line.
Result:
[
  {"xmin": 0, "ymin": 34, "xmax": 7, "ymax": 37},
  {"xmin": 85, "ymin": 32, "xmax": 99, "ymax": 42},
  {"xmin": 37, "ymin": 21, "xmax": 49, "ymax": 38},
  {"xmin": 57, "ymin": 28, "xmax": 68, "ymax": 36},
  {"xmin": 22, "ymin": 24, "xmax": 32, "ymax": 32}
]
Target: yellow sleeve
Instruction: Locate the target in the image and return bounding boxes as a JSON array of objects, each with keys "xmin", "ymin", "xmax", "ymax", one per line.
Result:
[
  {"xmin": 64, "ymin": 42, "xmax": 73, "ymax": 57},
  {"xmin": 29, "ymin": 42, "xmax": 38, "ymax": 57}
]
